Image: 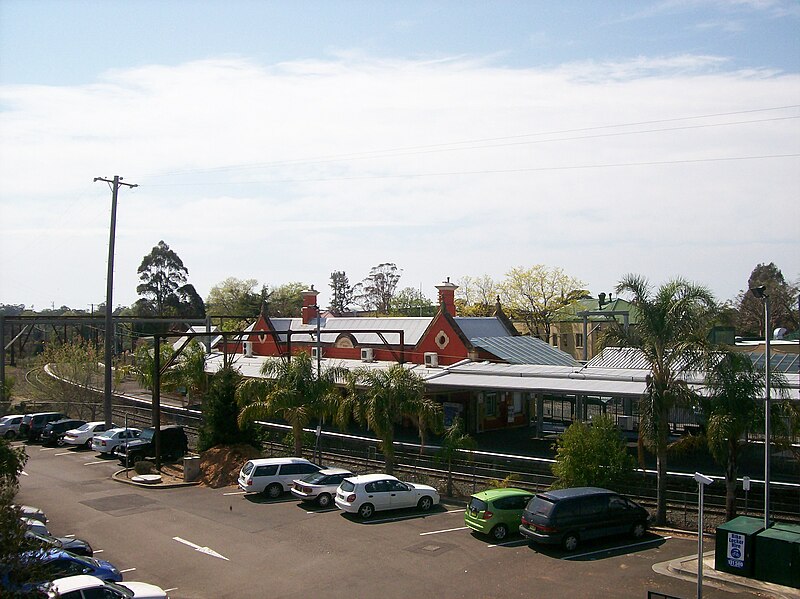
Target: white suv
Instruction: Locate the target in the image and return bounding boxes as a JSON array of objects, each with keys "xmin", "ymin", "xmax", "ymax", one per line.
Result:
[
  {"xmin": 238, "ymin": 457, "xmax": 321, "ymax": 498},
  {"xmin": 334, "ymin": 473, "xmax": 440, "ymax": 519}
]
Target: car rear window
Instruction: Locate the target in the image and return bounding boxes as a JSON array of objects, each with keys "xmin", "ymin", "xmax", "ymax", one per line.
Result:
[
  {"xmin": 468, "ymin": 497, "xmax": 488, "ymax": 513},
  {"xmin": 529, "ymin": 496, "xmax": 555, "ymax": 517},
  {"xmin": 241, "ymin": 462, "xmax": 255, "ymax": 476},
  {"xmin": 339, "ymin": 480, "xmax": 355, "ymax": 492},
  {"xmin": 302, "ymin": 471, "xmax": 328, "ymax": 484}
]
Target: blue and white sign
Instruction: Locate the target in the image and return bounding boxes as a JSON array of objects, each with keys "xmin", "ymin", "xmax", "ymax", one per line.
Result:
[{"xmin": 727, "ymin": 532, "xmax": 745, "ymax": 569}]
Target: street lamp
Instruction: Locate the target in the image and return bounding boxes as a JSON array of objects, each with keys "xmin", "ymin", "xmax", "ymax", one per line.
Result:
[
  {"xmin": 750, "ymin": 285, "xmax": 771, "ymax": 528},
  {"xmin": 694, "ymin": 472, "xmax": 714, "ymax": 599}
]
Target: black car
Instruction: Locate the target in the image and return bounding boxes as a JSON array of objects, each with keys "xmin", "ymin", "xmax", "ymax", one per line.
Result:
[
  {"xmin": 115, "ymin": 425, "xmax": 188, "ymax": 463},
  {"xmin": 40, "ymin": 418, "xmax": 87, "ymax": 447},
  {"xmin": 19, "ymin": 412, "xmax": 66, "ymax": 442},
  {"xmin": 519, "ymin": 487, "xmax": 649, "ymax": 551},
  {"xmin": 24, "ymin": 530, "xmax": 94, "ymax": 557}
]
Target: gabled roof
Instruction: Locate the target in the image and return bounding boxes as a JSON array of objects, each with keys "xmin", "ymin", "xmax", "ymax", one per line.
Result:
[
  {"xmin": 259, "ymin": 317, "xmax": 434, "ymax": 346},
  {"xmin": 471, "ymin": 336, "xmax": 578, "ymax": 366}
]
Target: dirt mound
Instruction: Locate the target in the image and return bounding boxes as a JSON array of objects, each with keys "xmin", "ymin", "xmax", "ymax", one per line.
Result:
[{"xmin": 199, "ymin": 444, "xmax": 263, "ymax": 488}]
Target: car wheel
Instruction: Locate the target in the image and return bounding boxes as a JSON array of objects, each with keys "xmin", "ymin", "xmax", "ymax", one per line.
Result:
[
  {"xmin": 417, "ymin": 496, "xmax": 433, "ymax": 512},
  {"xmin": 358, "ymin": 503, "xmax": 375, "ymax": 519},
  {"xmin": 632, "ymin": 522, "xmax": 646, "ymax": 539},
  {"xmin": 56, "ymin": 436, "xmax": 65, "ymax": 447},
  {"xmin": 5, "ymin": 431, "xmax": 15, "ymax": 439},
  {"xmin": 317, "ymin": 493, "xmax": 332, "ymax": 508},
  {"xmin": 562, "ymin": 533, "xmax": 579, "ymax": 552},
  {"xmin": 85, "ymin": 439, "xmax": 93, "ymax": 450},
  {"xmin": 491, "ymin": 524, "xmax": 508, "ymax": 541},
  {"xmin": 265, "ymin": 483, "xmax": 283, "ymax": 499}
]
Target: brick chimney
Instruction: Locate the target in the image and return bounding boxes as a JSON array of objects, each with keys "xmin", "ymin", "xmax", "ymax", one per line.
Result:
[
  {"xmin": 301, "ymin": 286, "xmax": 319, "ymax": 325},
  {"xmin": 435, "ymin": 277, "xmax": 458, "ymax": 315}
]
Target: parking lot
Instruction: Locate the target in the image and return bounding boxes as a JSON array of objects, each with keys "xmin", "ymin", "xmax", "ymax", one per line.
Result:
[{"xmin": 15, "ymin": 443, "xmax": 754, "ymax": 599}]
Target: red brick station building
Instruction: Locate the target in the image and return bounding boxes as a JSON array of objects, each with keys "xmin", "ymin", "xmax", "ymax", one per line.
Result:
[{"xmin": 205, "ymin": 280, "xmax": 697, "ymax": 436}]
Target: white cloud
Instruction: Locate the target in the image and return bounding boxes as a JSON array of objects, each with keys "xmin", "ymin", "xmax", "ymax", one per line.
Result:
[{"xmin": 1, "ymin": 55, "xmax": 798, "ymax": 310}]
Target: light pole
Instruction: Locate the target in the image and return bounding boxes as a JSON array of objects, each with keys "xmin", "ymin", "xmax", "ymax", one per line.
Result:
[
  {"xmin": 694, "ymin": 472, "xmax": 713, "ymax": 599},
  {"xmin": 750, "ymin": 285, "xmax": 771, "ymax": 528}
]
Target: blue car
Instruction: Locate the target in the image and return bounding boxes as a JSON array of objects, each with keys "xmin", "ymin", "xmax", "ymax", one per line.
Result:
[{"xmin": 29, "ymin": 549, "xmax": 122, "ymax": 583}]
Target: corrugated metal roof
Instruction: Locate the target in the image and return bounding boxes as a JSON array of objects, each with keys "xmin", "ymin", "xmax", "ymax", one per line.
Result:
[
  {"xmin": 471, "ymin": 336, "xmax": 578, "ymax": 366},
  {"xmin": 426, "ymin": 371, "xmax": 647, "ymax": 397},
  {"xmin": 455, "ymin": 317, "xmax": 511, "ymax": 339}
]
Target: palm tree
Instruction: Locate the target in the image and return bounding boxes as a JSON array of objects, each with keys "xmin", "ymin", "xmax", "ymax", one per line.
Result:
[
  {"xmin": 602, "ymin": 274, "xmax": 717, "ymax": 525},
  {"xmin": 337, "ymin": 364, "xmax": 442, "ymax": 475},
  {"xmin": 237, "ymin": 351, "xmax": 347, "ymax": 457},
  {"xmin": 436, "ymin": 416, "xmax": 476, "ymax": 497},
  {"xmin": 702, "ymin": 351, "xmax": 787, "ymax": 521}
]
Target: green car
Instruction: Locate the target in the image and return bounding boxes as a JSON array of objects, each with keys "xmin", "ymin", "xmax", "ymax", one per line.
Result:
[{"xmin": 465, "ymin": 487, "xmax": 535, "ymax": 541}]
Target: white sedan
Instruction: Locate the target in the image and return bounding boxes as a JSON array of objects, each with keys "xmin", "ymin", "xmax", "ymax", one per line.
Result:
[
  {"xmin": 45, "ymin": 574, "xmax": 168, "ymax": 599},
  {"xmin": 290, "ymin": 467, "xmax": 353, "ymax": 508},
  {"xmin": 63, "ymin": 421, "xmax": 117, "ymax": 449},
  {"xmin": 91, "ymin": 428, "xmax": 141, "ymax": 455},
  {"xmin": 335, "ymin": 473, "xmax": 440, "ymax": 519}
]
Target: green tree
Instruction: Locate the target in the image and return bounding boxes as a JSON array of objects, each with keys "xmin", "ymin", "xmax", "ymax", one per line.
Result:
[
  {"xmin": 701, "ymin": 352, "xmax": 788, "ymax": 520},
  {"xmin": 337, "ymin": 364, "xmax": 441, "ymax": 475},
  {"xmin": 390, "ymin": 287, "xmax": 435, "ymax": 316},
  {"xmin": 179, "ymin": 341, "xmax": 208, "ymax": 404},
  {"xmin": 206, "ymin": 277, "xmax": 264, "ymax": 320},
  {"xmin": 735, "ymin": 263, "xmax": 799, "ymax": 337},
  {"xmin": 133, "ymin": 341, "xmax": 180, "ymax": 393},
  {"xmin": 456, "ymin": 275, "xmax": 498, "ymax": 317},
  {"xmin": 33, "ymin": 341, "xmax": 105, "ymax": 420},
  {"xmin": 198, "ymin": 367, "xmax": 257, "ymax": 451},
  {"xmin": 237, "ymin": 351, "xmax": 347, "ymax": 458},
  {"xmin": 329, "ymin": 271, "xmax": 354, "ymax": 314},
  {"xmin": 551, "ymin": 415, "xmax": 635, "ymax": 490},
  {"xmin": 354, "ymin": 263, "xmax": 402, "ymax": 314},
  {"xmin": 136, "ymin": 240, "xmax": 203, "ymax": 317},
  {"xmin": 436, "ymin": 416, "xmax": 476, "ymax": 497},
  {"xmin": 501, "ymin": 265, "xmax": 586, "ymax": 340},
  {"xmin": 602, "ymin": 274, "xmax": 717, "ymax": 525},
  {"xmin": 265, "ymin": 282, "xmax": 307, "ymax": 317}
]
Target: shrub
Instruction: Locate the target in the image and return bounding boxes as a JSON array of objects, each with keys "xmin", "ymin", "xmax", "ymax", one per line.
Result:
[{"xmin": 134, "ymin": 460, "xmax": 154, "ymax": 475}]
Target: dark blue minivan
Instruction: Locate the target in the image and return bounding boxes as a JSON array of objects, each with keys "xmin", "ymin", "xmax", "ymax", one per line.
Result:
[{"xmin": 519, "ymin": 487, "xmax": 649, "ymax": 551}]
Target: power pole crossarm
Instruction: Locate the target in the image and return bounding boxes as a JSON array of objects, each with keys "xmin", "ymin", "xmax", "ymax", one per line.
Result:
[{"xmin": 94, "ymin": 176, "xmax": 137, "ymax": 428}]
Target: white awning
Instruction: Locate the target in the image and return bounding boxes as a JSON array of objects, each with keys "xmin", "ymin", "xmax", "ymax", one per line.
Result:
[{"xmin": 425, "ymin": 372, "xmax": 647, "ymax": 397}]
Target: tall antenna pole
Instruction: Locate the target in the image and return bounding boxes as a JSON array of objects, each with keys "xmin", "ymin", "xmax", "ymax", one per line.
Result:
[{"xmin": 94, "ymin": 176, "xmax": 137, "ymax": 428}]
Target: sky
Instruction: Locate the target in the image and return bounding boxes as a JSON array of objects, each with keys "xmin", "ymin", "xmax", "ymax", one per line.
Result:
[{"xmin": 1, "ymin": 0, "xmax": 798, "ymax": 312}]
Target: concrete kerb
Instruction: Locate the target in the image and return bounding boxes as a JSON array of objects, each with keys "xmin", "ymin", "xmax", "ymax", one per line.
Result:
[{"xmin": 653, "ymin": 550, "xmax": 800, "ymax": 598}]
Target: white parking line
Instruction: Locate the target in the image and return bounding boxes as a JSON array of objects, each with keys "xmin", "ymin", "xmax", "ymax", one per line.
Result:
[
  {"xmin": 420, "ymin": 526, "xmax": 469, "ymax": 536},
  {"xmin": 446, "ymin": 508, "xmax": 466, "ymax": 514},
  {"xmin": 119, "ymin": 568, "xmax": 136, "ymax": 573},
  {"xmin": 93, "ymin": 549, "xmax": 104, "ymax": 554},
  {"xmin": 363, "ymin": 511, "xmax": 443, "ymax": 525},
  {"xmin": 222, "ymin": 491, "xmax": 247, "ymax": 496},
  {"xmin": 561, "ymin": 536, "xmax": 672, "ymax": 560},
  {"xmin": 163, "ymin": 588, "xmax": 178, "ymax": 593},
  {"xmin": 84, "ymin": 461, "xmax": 111, "ymax": 466},
  {"xmin": 39, "ymin": 447, "xmax": 55, "ymax": 451},
  {"xmin": 63, "ymin": 534, "xmax": 75, "ymax": 538},
  {"xmin": 305, "ymin": 508, "xmax": 338, "ymax": 514},
  {"xmin": 54, "ymin": 451, "xmax": 73, "ymax": 456}
]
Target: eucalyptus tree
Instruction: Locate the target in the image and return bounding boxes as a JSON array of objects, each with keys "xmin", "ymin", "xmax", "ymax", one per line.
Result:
[
  {"xmin": 602, "ymin": 274, "xmax": 717, "ymax": 525},
  {"xmin": 237, "ymin": 351, "xmax": 348, "ymax": 456},
  {"xmin": 337, "ymin": 364, "xmax": 441, "ymax": 475}
]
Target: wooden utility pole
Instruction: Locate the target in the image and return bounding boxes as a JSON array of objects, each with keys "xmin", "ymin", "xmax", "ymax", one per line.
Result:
[{"xmin": 94, "ymin": 176, "xmax": 137, "ymax": 428}]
